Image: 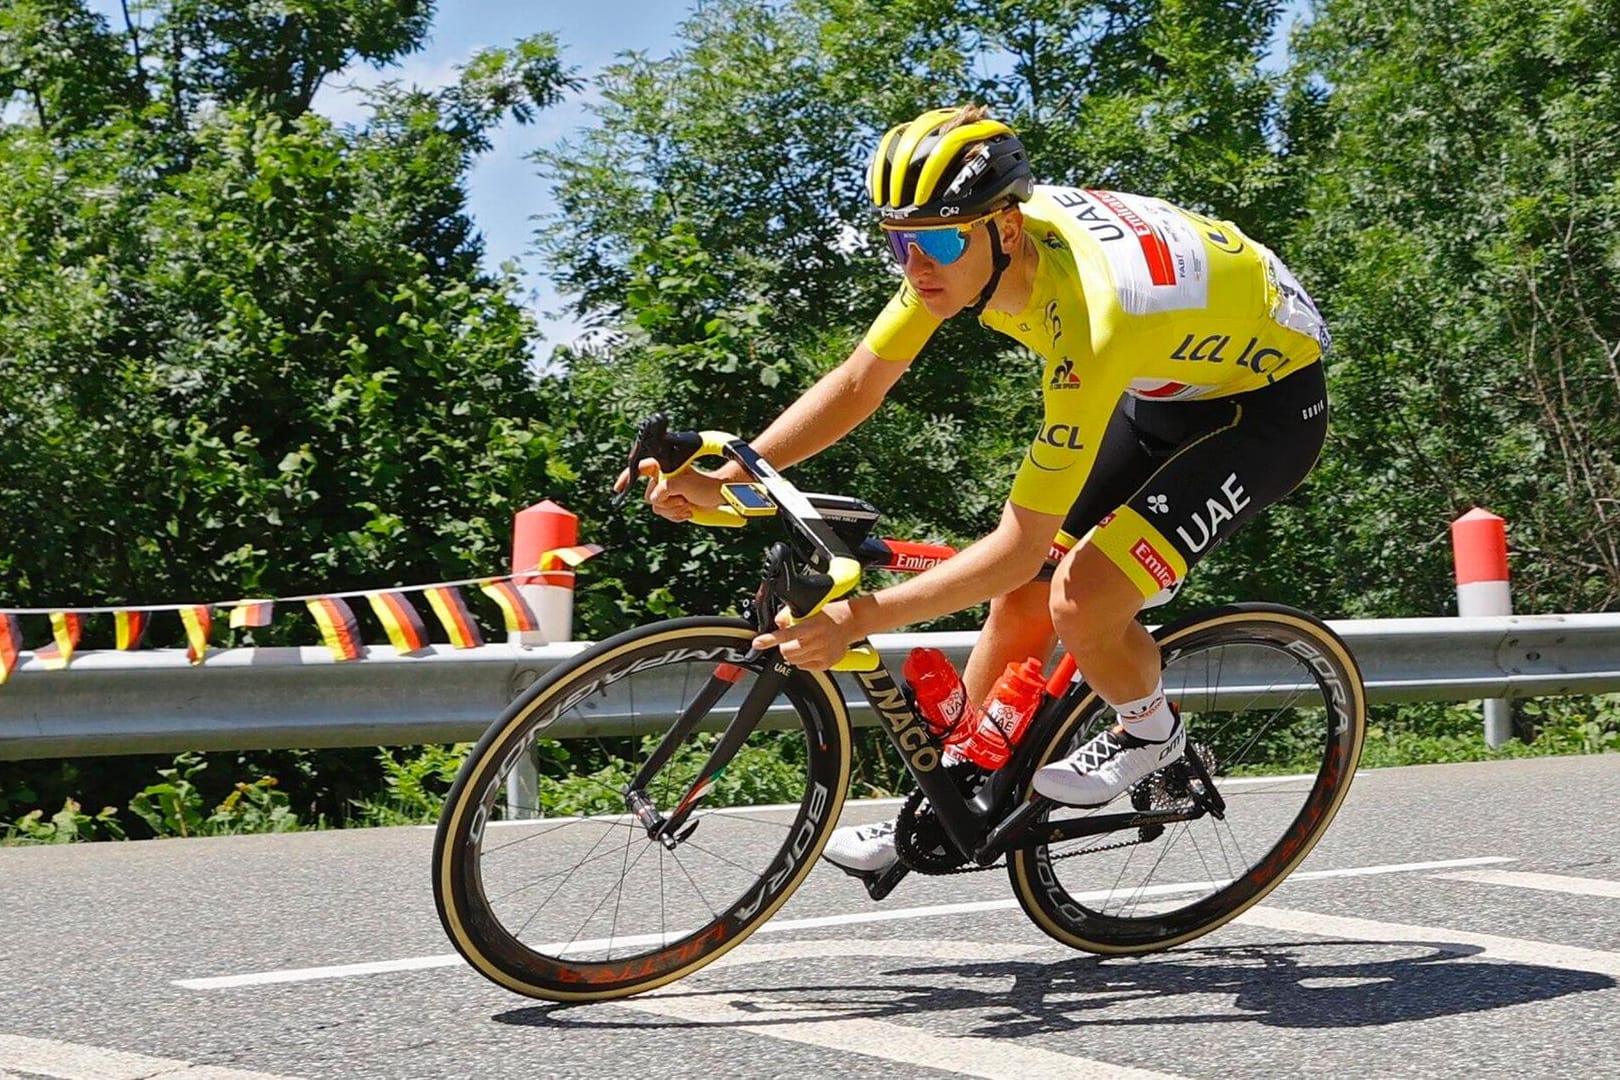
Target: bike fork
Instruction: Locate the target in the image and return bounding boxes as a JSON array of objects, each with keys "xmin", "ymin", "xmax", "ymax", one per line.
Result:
[{"xmin": 624, "ymin": 661, "xmax": 789, "ymax": 847}]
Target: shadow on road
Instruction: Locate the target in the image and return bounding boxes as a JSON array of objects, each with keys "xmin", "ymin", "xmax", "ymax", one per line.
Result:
[{"xmin": 493, "ymin": 939, "xmax": 1614, "ymax": 1034}]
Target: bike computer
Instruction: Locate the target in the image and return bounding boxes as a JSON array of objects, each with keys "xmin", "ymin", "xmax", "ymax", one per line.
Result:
[{"xmin": 721, "ymin": 482, "xmax": 777, "ymax": 517}]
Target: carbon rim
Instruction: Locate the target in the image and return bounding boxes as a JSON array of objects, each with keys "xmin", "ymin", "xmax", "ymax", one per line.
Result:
[
  {"xmin": 1010, "ymin": 607, "xmax": 1366, "ymax": 953},
  {"xmin": 434, "ymin": 620, "xmax": 850, "ymax": 1000}
]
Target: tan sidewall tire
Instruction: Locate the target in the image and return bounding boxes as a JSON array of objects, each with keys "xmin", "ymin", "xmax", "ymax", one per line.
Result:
[
  {"xmin": 1008, "ymin": 605, "xmax": 1367, "ymax": 955},
  {"xmin": 434, "ymin": 619, "xmax": 851, "ymax": 1001}
]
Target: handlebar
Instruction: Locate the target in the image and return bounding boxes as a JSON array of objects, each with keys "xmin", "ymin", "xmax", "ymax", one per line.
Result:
[
  {"xmin": 615, "ymin": 414, "xmax": 880, "ymax": 673},
  {"xmin": 611, "ymin": 415, "xmax": 751, "ymax": 528}
]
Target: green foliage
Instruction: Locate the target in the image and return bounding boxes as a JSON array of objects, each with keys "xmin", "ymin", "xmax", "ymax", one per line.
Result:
[
  {"xmin": 541, "ymin": 731, "xmax": 812, "ymax": 816},
  {"xmin": 343, "ymin": 732, "xmax": 815, "ymax": 823},
  {"xmin": 0, "ymin": 2, "xmax": 580, "ymax": 661},
  {"xmin": 1, "ymin": 797, "xmax": 126, "ymax": 845},
  {"xmin": 0, "ymin": 106, "xmax": 562, "ymax": 634},
  {"xmin": 350, "ymin": 742, "xmax": 471, "ymax": 826},
  {"xmin": 1271, "ymin": 0, "xmax": 1620, "ymax": 616},
  {"xmin": 127, "ymin": 752, "xmax": 301, "ymax": 837},
  {"xmin": 0, "ymin": 0, "xmax": 140, "ymax": 132},
  {"xmin": 1357, "ymin": 696, "xmax": 1620, "ymax": 766}
]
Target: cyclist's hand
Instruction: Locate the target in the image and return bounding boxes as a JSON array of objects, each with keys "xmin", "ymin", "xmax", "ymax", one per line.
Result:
[
  {"xmin": 752, "ymin": 600, "xmax": 862, "ymax": 671},
  {"xmin": 613, "ymin": 459, "xmax": 725, "ymax": 523}
]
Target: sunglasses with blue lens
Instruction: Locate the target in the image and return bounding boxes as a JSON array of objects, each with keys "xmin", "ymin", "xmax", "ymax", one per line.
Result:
[{"xmin": 883, "ymin": 221, "xmax": 978, "ymax": 266}]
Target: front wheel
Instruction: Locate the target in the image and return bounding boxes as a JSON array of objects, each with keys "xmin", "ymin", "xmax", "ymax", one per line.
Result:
[
  {"xmin": 433, "ymin": 617, "xmax": 852, "ymax": 1001},
  {"xmin": 1008, "ymin": 603, "xmax": 1367, "ymax": 954}
]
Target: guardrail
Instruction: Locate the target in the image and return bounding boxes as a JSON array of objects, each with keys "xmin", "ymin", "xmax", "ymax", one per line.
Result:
[{"xmin": 2, "ymin": 613, "xmax": 1618, "ymax": 761}]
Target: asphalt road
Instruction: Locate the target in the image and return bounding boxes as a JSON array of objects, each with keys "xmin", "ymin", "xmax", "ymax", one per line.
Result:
[{"xmin": 4, "ymin": 754, "xmax": 1620, "ymax": 1080}]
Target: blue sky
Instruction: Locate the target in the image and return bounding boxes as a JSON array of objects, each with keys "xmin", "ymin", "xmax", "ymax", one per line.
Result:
[
  {"xmin": 87, "ymin": 2, "xmax": 1309, "ymax": 350},
  {"xmin": 312, "ymin": 2, "xmax": 688, "ymax": 349}
]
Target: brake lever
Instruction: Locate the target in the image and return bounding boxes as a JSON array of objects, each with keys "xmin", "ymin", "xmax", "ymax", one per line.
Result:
[{"xmin": 611, "ymin": 413, "xmax": 672, "ymax": 509}]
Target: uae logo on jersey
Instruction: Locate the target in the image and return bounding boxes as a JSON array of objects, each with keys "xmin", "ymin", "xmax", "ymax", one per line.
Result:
[{"xmin": 1050, "ymin": 358, "xmax": 1082, "ymax": 390}]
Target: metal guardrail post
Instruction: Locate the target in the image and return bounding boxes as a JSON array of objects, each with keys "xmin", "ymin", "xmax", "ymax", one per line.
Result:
[{"xmin": 505, "ymin": 501, "xmax": 580, "ymax": 818}]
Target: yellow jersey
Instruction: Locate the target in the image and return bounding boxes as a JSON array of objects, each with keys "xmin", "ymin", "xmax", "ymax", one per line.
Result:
[{"xmin": 861, "ymin": 185, "xmax": 1330, "ymax": 516}]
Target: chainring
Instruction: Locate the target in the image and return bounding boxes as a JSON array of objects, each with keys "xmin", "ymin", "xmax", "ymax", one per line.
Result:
[{"xmin": 894, "ymin": 783, "xmax": 973, "ymax": 874}]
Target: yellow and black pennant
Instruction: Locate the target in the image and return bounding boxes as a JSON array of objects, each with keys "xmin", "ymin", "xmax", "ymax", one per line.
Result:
[
  {"xmin": 180, "ymin": 605, "xmax": 212, "ymax": 665},
  {"xmin": 306, "ymin": 597, "xmax": 363, "ymax": 661}
]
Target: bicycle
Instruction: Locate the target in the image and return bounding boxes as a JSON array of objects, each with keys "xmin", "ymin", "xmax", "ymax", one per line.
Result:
[{"xmin": 432, "ymin": 415, "xmax": 1368, "ymax": 1002}]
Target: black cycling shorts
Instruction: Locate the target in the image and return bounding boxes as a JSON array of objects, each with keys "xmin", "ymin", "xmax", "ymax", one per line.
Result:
[{"xmin": 1040, "ymin": 363, "xmax": 1328, "ymax": 604}]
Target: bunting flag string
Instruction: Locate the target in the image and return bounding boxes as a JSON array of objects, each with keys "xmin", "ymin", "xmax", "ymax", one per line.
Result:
[
  {"xmin": 0, "ymin": 613, "xmax": 20, "ymax": 685},
  {"xmin": 36, "ymin": 612, "xmax": 83, "ymax": 670},
  {"xmin": 0, "ymin": 544, "xmax": 603, "ymax": 616},
  {"xmin": 115, "ymin": 610, "xmax": 149, "ymax": 651},
  {"xmin": 0, "ymin": 543, "xmax": 603, "ymax": 675},
  {"xmin": 306, "ymin": 597, "xmax": 363, "ymax": 662},
  {"xmin": 368, "ymin": 591, "xmax": 428, "ymax": 655}
]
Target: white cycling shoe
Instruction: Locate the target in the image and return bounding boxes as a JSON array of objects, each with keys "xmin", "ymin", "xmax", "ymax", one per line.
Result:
[
  {"xmin": 1033, "ymin": 719, "xmax": 1186, "ymax": 807},
  {"xmin": 821, "ymin": 819, "xmax": 899, "ymax": 874}
]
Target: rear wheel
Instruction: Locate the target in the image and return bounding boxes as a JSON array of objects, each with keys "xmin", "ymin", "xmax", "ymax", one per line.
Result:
[
  {"xmin": 433, "ymin": 618, "xmax": 851, "ymax": 1001},
  {"xmin": 1008, "ymin": 603, "xmax": 1366, "ymax": 953}
]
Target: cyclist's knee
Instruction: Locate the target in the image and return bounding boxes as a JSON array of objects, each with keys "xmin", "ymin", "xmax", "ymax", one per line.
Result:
[
  {"xmin": 987, "ymin": 577, "xmax": 1051, "ymax": 629},
  {"xmin": 1049, "ymin": 546, "xmax": 1143, "ymax": 651}
]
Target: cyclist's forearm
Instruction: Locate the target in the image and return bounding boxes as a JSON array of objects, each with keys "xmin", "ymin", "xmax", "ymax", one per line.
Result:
[
  {"xmin": 851, "ymin": 504, "xmax": 1058, "ymax": 636},
  {"xmin": 717, "ymin": 347, "xmax": 899, "ymax": 480}
]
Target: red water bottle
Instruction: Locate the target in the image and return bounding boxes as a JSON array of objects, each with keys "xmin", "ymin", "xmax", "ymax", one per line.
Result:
[
  {"xmin": 902, "ymin": 647, "xmax": 971, "ymax": 738},
  {"xmin": 956, "ymin": 657, "xmax": 1045, "ymax": 770}
]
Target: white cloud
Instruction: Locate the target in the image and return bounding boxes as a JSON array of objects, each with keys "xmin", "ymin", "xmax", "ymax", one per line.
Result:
[{"xmin": 313, "ymin": 50, "xmax": 473, "ymax": 128}]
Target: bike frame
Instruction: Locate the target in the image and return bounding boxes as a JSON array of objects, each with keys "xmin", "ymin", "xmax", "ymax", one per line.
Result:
[
  {"xmin": 621, "ymin": 425, "xmax": 1217, "ymax": 877},
  {"xmin": 842, "ymin": 645, "xmax": 1216, "ymax": 866}
]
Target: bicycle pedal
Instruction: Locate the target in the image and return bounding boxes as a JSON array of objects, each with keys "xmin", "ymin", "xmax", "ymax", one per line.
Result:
[
  {"xmin": 862, "ymin": 860, "xmax": 910, "ymax": 901},
  {"xmin": 819, "ymin": 854, "xmax": 910, "ymax": 900}
]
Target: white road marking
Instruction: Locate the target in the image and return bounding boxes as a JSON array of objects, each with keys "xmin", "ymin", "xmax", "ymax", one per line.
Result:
[
  {"xmin": 0, "ymin": 1034, "xmax": 300, "ymax": 1080},
  {"xmin": 1263, "ymin": 855, "xmax": 1513, "ymax": 880},
  {"xmin": 1236, "ymin": 907, "xmax": 1620, "ymax": 978},
  {"xmin": 175, "ymin": 855, "xmax": 1512, "ymax": 990},
  {"xmin": 176, "ymin": 953, "xmax": 468, "ymax": 988},
  {"xmin": 1215, "ymin": 772, "xmax": 1319, "ymax": 789},
  {"xmin": 1429, "ymin": 869, "xmax": 1620, "ymax": 899},
  {"xmin": 620, "ymin": 939, "xmax": 1190, "ymax": 1080}
]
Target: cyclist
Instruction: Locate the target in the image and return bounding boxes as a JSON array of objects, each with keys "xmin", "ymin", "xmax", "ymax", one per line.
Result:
[{"xmin": 617, "ymin": 105, "xmax": 1330, "ymax": 876}]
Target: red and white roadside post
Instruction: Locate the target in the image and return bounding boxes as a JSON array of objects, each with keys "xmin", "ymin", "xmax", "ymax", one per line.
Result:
[
  {"xmin": 505, "ymin": 500, "xmax": 581, "ymax": 818},
  {"xmin": 511, "ymin": 499, "xmax": 580, "ymax": 646},
  {"xmin": 1451, "ymin": 507, "xmax": 1513, "ymax": 748}
]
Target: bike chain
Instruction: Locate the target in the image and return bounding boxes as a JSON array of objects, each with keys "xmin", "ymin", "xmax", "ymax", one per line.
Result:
[{"xmin": 893, "ymin": 786, "xmax": 1163, "ymax": 876}]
